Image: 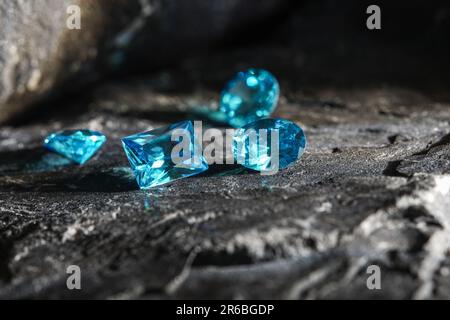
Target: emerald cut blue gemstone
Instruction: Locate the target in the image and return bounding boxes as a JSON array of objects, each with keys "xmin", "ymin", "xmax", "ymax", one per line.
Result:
[
  {"xmin": 44, "ymin": 129, "xmax": 106, "ymax": 164},
  {"xmin": 122, "ymin": 121, "xmax": 208, "ymax": 189},
  {"xmin": 233, "ymin": 118, "xmax": 306, "ymax": 172},
  {"xmin": 220, "ymin": 69, "xmax": 280, "ymax": 127}
]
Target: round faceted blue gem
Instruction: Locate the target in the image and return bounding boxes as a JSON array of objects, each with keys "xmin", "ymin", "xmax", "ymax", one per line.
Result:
[
  {"xmin": 219, "ymin": 69, "xmax": 280, "ymax": 127},
  {"xmin": 233, "ymin": 118, "xmax": 306, "ymax": 172},
  {"xmin": 44, "ymin": 129, "xmax": 106, "ymax": 165}
]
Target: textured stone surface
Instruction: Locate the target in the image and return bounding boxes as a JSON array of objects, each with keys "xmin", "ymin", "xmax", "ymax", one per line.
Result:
[
  {"xmin": 1, "ymin": 71, "xmax": 450, "ymax": 299},
  {"xmin": 1, "ymin": 0, "xmax": 450, "ymax": 300}
]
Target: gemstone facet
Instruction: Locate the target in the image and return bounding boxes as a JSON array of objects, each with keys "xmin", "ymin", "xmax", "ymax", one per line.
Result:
[
  {"xmin": 122, "ymin": 120, "xmax": 208, "ymax": 189},
  {"xmin": 44, "ymin": 129, "xmax": 106, "ymax": 164},
  {"xmin": 219, "ymin": 69, "xmax": 280, "ymax": 127},
  {"xmin": 233, "ymin": 118, "xmax": 306, "ymax": 173}
]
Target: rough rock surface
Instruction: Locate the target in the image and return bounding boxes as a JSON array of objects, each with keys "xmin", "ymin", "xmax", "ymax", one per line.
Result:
[
  {"xmin": 1, "ymin": 0, "xmax": 450, "ymax": 299},
  {"xmin": 0, "ymin": 0, "xmax": 288, "ymax": 124},
  {"xmin": 1, "ymin": 69, "xmax": 450, "ymax": 299}
]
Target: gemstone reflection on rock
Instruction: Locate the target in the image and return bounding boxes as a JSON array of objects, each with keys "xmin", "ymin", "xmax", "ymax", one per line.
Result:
[
  {"xmin": 44, "ymin": 129, "xmax": 106, "ymax": 164},
  {"xmin": 121, "ymin": 120, "xmax": 208, "ymax": 189},
  {"xmin": 233, "ymin": 118, "xmax": 306, "ymax": 172},
  {"xmin": 219, "ymin": 69, "xmax": 280, "ymax": 127}
]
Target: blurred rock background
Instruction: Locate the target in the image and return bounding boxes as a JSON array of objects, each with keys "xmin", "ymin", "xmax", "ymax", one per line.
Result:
[
  {"xmin": 0, "ymin": 0, "xmax": 289, "ymax": 123},
  {"xmin": 1, "ymin": 0, "xmax": 449, "ymax": 124}
]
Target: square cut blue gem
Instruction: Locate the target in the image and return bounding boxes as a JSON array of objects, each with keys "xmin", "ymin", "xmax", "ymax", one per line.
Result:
[
  {"xmin": 121, "ymin": 121, "xmax": 208, "ymax": 189},
  {"xmin": 44, "ymin": 129, "xmax": 106, "ymax": 165}
]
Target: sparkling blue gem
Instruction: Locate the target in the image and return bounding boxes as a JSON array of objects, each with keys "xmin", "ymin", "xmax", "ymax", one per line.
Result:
[
  {"xmin": 233, "ymin": 118, "xmax": 306, "ymax": 172},
  {"xmin": 121, "ymin": 120, "xmax": 208, "ymax": 189},
  {"xmin": 219, "ymin": 69, "xmax": 280, "ymax": 127},
  {"xmin": 44, "ymin": 129, "xmax": 106, "ymax": 164}
]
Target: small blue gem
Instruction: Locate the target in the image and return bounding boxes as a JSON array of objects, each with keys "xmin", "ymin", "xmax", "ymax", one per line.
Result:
[
  {"xmin": 220, "ymin": 69, "xmax": 280, "ymax": 127},
  {"xmin": 122, "ymin": 120, "xmax": 208, "ymax": 189},
  {"xmin": 233, "ymin": 118, "xmax": 306, "ymax": 172},
  {"xmin": 44, "ymin": 129, "xmax": 106, "ymax": 164}
]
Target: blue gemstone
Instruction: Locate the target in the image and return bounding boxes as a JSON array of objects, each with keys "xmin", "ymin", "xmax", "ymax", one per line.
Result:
[
  {"xmin": 44, "ymin": 129, "xmax": 106, "ymax": 164},
  {"xmin": 122, "ymin": 120, "xmax": 208, "ymax": 189},
  {"xmin": 219, "ymin": 69, "xmax": 280, "ymax": 127},
  {"xmin": 233, "ymin": 118, "xmax": 306, "ymax": 172}
]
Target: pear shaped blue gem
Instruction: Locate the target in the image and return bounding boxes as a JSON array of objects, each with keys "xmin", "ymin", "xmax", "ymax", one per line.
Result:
[
  {"xmin": 233, "ymin": 118, "xmax": 306, "ymax": 173},
  {"xmin": 219, "ymin": 69, "xmax": 280, "ymax": 127},
  {"xmin": 122, "ymin": 120, "xmax": 208, "ymax": 189},
  {"xmin": 44, "ymin": 129, "xmax": 106, "ymax": 164}
]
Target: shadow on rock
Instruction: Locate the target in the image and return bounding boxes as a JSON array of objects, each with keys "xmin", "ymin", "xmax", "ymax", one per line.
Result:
[
  {"xmin": 198, "ymin": 164, "xmax": 252, "ymax": 178},
  {"xmin": 0, "ymin": 147, "xmax": 73, "ymax": 174},
  {"xmin": 0, "ymin": 143, "xmax": 141, "ymax": 192}
]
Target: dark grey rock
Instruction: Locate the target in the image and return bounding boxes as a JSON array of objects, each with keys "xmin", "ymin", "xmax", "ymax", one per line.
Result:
[
  {"xmin": 1, "ymin": 71, "xmax": 450, "ymax": 299},
  {"xmin": 1, "ymin": 0, "xmax": 450, "ymax": 300}
]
